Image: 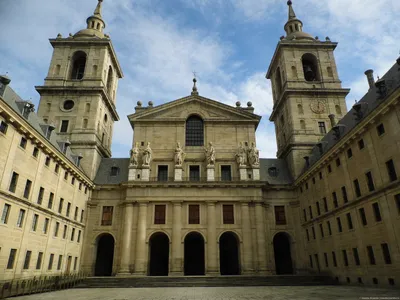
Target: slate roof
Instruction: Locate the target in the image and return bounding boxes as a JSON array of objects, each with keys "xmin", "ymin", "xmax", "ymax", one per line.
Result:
[
  {"xmin": 302, "ymin": 59, "xmax": 400, "ymax": 175},
  {"xmin": 260, "ymin": 158, "xmax": 293, "ymax": 185},
  {"xmin": 94, "ymin": 158, "xmax": 130, "ymax": 185}
]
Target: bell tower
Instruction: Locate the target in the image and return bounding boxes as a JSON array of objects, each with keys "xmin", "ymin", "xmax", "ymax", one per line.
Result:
[
  {"xmin": 266, "ymin": 0, "xmax": 350, "ymax": 179},
  {"xmin": 36, "ymin": 0, "xmax": 123, "ymax": 179}
]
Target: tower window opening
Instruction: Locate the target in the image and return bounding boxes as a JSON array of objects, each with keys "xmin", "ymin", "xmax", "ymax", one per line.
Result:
[
  {"xmin": 107, "ymin": 66, "xmax": 114, "ymax": 94},
  {"xmin": 70, "ymin": 51, "xmax": 87, "ymax": 80},
  {"xmin": 104, "ymin": 114, "xmax": 108, "ymax": 123},
  {"xmin": 289, "ymin": 25, "xmax": 293, "ymax": 33},
  {"xmin": 96, "ymin": 23, "xmax": 100, "ymax": 30},
  {"xmin": 55, "ymin": 64, "xmax": 61, "ymax": 76},
  {"xmin": 83, "ymin": 119, "xmax": 88, "ymax": 129},
  {"xmin": 91, "ymin": 21, "xmax": 95, "ymax": 28},
  {"xmin": 275, "ymin": 67, "xmax": 283, "ymax": 97},
  {"xmin": 298, "ymin": 104, "xmax": 304, "ymax": 114},
  {"xmin": 302, "ymin": 53, "xmax": 320, "ymax": 82},
  {"xmin": 295, "ymin": 24, "xmax": 299, "ymax": 31},
  {"xmin": 327, "ymin": 67, "xmax": 334, "ymax": 78},
  {"xmin": 300, "ymin": 120, "xmax": 306, "ymax": 130}
]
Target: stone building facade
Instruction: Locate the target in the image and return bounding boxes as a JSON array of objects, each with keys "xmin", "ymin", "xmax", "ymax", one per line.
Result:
[{"xmin": 0, "ymin": 0, "xmax": 399, "ymax": 288}]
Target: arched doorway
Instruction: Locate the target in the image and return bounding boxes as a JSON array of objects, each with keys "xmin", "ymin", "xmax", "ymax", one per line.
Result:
[
  {"xmin": 149, "ymin": 232, "xmax": 170, "ymax": 276},
  {"xmin": 219, "ymin": 232, "xmax": 240, "ymax": 275},
  {"xmin": 94, "ymin": 234, "xmax": 115, "ymax": 276},
  {"xmin": 184, "ymin": 232, "xmax": 205, "ymax": 275},
  {"xmin": 273, "ymin": 232, "xmax": 293, "ymax": 275}
]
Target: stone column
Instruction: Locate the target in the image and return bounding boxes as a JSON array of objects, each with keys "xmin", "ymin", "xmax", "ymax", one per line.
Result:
[
  {"xmin": 241, "ymin": 202, "xmax": 254, "ymax": 274},
  {"xmin": 118, "ymin": 202, "xmax": 134, "ymax": 275},
  {"xmin": 134, "ymin": 202, "xmax": 148, "ymax": 275},
  {"xmin": 255, "ymin": 202, "xmax": 268, "ymax": 274},
  {"xmin": 171, "ymin": 202, "xmax": 183, "ymax": 275},
  {"xmin": 207, "ymin": 201, "xmax": 218, "ymax": 275}
]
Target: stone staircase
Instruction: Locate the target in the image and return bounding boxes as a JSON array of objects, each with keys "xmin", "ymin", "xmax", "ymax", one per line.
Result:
[{"xmin": 75, "ymin": 275, "xmax": 338, "ymax": 288}]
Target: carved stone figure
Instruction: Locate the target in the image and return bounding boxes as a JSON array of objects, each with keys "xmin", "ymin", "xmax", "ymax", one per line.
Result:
[
  {"xmin": 204, "ymin": 142, "xmax": 216, "ymax": 166},
  {"xmin": 174, "ymin": 142, "xmax": 186, "ymax": 167},
  {"xmin": 248, "ymin": 142, "xmax": 260, "ymax": 166},
  {"xmin": 235, "ymin": 142, "xmax": 246, "ymax": 167},
  {"xmin": 142, "ymin": 142, "xmax": 152, "ymax": 166},
  {"xmin": 129, "ymin": 142, "xmax": 140, "ymax": 166}
]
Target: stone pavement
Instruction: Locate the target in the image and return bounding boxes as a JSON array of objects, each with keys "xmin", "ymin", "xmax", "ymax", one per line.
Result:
[{"xmin": 12, "ymin": 286, "xmax": 400, "ymax": 300}]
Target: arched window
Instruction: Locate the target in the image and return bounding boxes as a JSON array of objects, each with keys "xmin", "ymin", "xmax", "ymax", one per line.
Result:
[
  {"xmin": 70, "ymin": 51, "xmax": 87, "ymax": 80},
  {"xmin": 186, "ymin": 115, "xmax": 204, "ymax": 146},
  {"xmin": 107, "ymin": 66, "xmax": 113, "ymax": 92},
  {"xmin": 300, "ymin": 120, "xmax": 306, "ymax": 130},
  {"xmin": 85, "ymin": 103, "xmax": 91, "ymax": 113},
  {"xmin": 291, "ymin": 66, "xmax": 297, "ymax": 79},
  {"xmin": 327, "ymin": 66, "xmax": 334, "ymax": 78},
  {"xmin": 275, "ymin": 67, "xmax": 283, "ymax": 97},
  {"xmin": 302, "ymin": 53, "xmax": 320, "ymax": 82},
  {"xmin": 55, "ymin": 64, "xmax": 61, "ymax": 76},
  {"xmin": 83, "ymin": 119, "xmax": 88, "ymax": 129},
  {"xmin": 96, "ymin": 23, "xmax": 100, "ymax": 30},
  {"xmin": 298, "ymin": 104, "xmax": 304, "ymax": 115}
]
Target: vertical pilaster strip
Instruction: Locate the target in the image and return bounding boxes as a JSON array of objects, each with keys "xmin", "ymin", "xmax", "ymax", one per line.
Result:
[
  {"xmin": 171, "ymin": 202, "xmax": 183, "ymax": 275},
  {"xmin": 134, "ymin": 202, "xmax": 148, "ymax": 275},
  {"xmin": 241, "ymin": 201, "xmax": 254, "ymax": 273},
  {"xmin": 207, "ymin": 201, "xmax": 218, "ymax": 275},
  {"xmin": 118, "ymin": 202, "xmax": 134, "ymax": 274},
  {"xmin": 255, "ymin": 202, "xmax": 267, "ymax": 274}
]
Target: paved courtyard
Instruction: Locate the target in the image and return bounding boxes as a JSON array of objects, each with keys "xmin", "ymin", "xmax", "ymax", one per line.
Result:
[{"xmin": 12, "ymin": 286, "xmax": 400, "ymax": 300}]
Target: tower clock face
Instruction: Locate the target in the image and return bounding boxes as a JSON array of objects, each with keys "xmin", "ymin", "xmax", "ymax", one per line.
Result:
[{"xmin": 310, "ymin": 99, "xmax": 326, "ymax": 114}]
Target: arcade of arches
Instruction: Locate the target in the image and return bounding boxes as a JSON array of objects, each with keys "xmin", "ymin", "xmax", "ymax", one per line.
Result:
[{"xmin": 93, "ymin": 231, "xmax": 294, "ymax": 276}]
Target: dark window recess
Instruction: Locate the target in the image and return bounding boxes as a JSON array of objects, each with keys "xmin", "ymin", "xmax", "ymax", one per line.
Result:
[
  {"xmin": 366, "ymin": 172, "xmax": 375, "ymax": 192},
  {"xmin": 221, "ymin": 165, "xmax": 232, "ymax": 181},
  {"xmin": 336, "ymin": 158, "xmax": 341, "ymax": 167},
  {"xmin": 45, "ymin": 156, "xmax": 51, "ymax": 167},
  {"xmin": 274, "ymin": 206, "xmax": 286, "ymax": 225},
  {"xmin": 157, "ymin": 165, "xmax": 168, "ymax": 182},
  {"xmin": 189, "ymin": 165, "xmax": 200, "ymax": 182},
  {"xmin": 66, "ymin": 202, "xmax": 71, "ymax": 217},
  {"xmin": 54, "ymin": 222, "xmax": 59, "ymax": 237},
  {"xmin": 367, "ymin": 246, "xmax": 376, "ymax": 265},
  {"xmin": 58, "ymin": 198, "xmax": 64, "ymax": 213},
  {"xmin": 64, "ymin": 172, "xmax": 68, "ymax": 180},
  {"xmin": 312, "ymin": 226, "xmax": 316, "ymax": 239},
  {"xmin": 300, "ymin": 187, "xmax": 303, "ymax": 193},
  {"xmin": 332, "ymin": 251, "xmax": 337, "ymax": 267},
  {"xmin": 323, "ymin": 197, "xmax": 328, "ymax": 212},
  {"xmin": 388, "ymin": 278, "xmax": 395, "ymax": 286},
  {"xmin": 312, "ymin": 177, "xmax": 316, "ymax": 184},
  {"xmin": 36, "ymin": 252, "xmax": 43, "ymax": 270},
  {"xmin": 309, "ymin": 206, "xmax": 313, "ymax": 219},
  {"xmin": 324, "ymin": 253, "xmax": 328, "ymax": 267},
  {"xmin": 57, "ymin": 255, "xmax": 62, "ymax": 270},
  {"xmin": 305, "ymin": 182, "xmax": 309, "ymax": 190},
  {"xmin": 386, "ymin": 159, "xmax": 397, "ymax": 182},
  {"xmin": 23, "ymin": 179, "xmax": 32, "ymax": 199},
  {"xmin": 319, "ymin": 223, "xmax": 324, "ymax": 237},
  {"xmin": 71, "ymin": 177, "xmax": 75, "ymax": 185},
  {"xmin": 74, "ymin": 207, "xmax": 78, "ymax": 221},
  {"xmin": 341, "ymin": 186, "xmax": 348, "ymax": 203},
  {"xmin": 188, "ymin": 205, "xmax": 200, "ymax": 224},
  {"xmin": 0, "ymin": 121, "xmax": 8, "ymax": 134},
  {"xmin": 60, "ymin": 120, "xmax": 69, "ymax": 133},
  {"xmin": 185, "ymin": 116, "xmax": 204, "ymax": 146},
  {"xmin": 337, "ymin": 217, "xmax": 342, "ymax": 233},
  {"xmin": 319, "ymin": 172, "xmax": 323, "ymax": 179},
  {"xmin": 48, "ymin": 193, "xmax": 54, "ymax": 209},
  {"xmin": 358, "ymin": 139, "xmax": 365, "ymax": 150},
  {"xmin": 353, "ymin": 248, "xmax": 361, "ymax": 266},
  {"xmin": 395, "ymin": 194, "xmax": 400, "ymax": 215},
  {"xmin": 63, "ymin": 225, "xmax": 67, "ymax": 239},
  {"xmin": 37, "ymin": 187, "xmax": 44, "ymax": 204},
  {"xmin": 318, "ymin": 122, "xmax": 327, "ymax": 134},
  {"xmin": 223, "ymin": 204, "xmax": 234, "ymax": 224},
  {"xmin": 359, "ymin": 208, "xmax": 367, "ymax": 226},
  {"xmin": 372, "ymin": 202, "xmax": 382, "ymax": 222},
  {"xmin": 381, "ymin": 243, "xmax": 392, "ymax": 264},
  {"xmin": 109, "ymin": 166, "xmax": 120, "ymax": 177},
  {"xmin": 316, "ymin": 202, "xmax": 321, "ymax": 215},
  {"xmin": 346, "ymin": 213, "xmax": 353, "ymax": 230},
  {"xmin": 332, "ymin": 192, "xmax": 338, "ymax": 208},
  {"xmin": 7, "ymin": 249, "xmax": 17, "ymax": 269},
  {"xmin": 353, "ymin": 179, "xmax": 362, "ymax": 197},
  {"xmin": 303, "ymin": 209, "xmax": 307, "ymax": 222},
  {"xmin": 101, "ymin": 206, "xmax": 113, "ymax": 226},
  {"xmin": 71, "ymin": 53, "xmax": 86, "ymax": 80},
  {"xmin": 327, "ymin": 165, "xmax": 332, "ymax": 173},
  {"xmin": 347, "ymin": 148, "xmax": 353, "ymax": 158},
  {"xmin": 376, "ymin": 123, "xmax": 385, "ymax": 136},
  {"xmin": 20, "ymin": 137, "xmax": 27, "ymax": 149},
  {"xmin": 309, "ymin": 255, "xmax": 313, "ymax": 268},
  {"xmin": 48, "ymin": 254, "xmax": 54, "ymax": 270},
  {"xmin": 306, "ymin": 229, "xmax": 310, "ymax": 241},
  {"xmin": 373, "ymin": 278, "xmax": 378, "ymax": 285},
  {"xmin": 33, "ymin": 147, "xmax": 39, "ymax": 157},
  {"xmin": 23, "ymin": 250, "xmax": 32, "ymax": 269},
  {"xmin": 327, "ymin": 221, "xmax": 332, "ymax": 235},
  {"xmin": 154, "ymin": 205, "xmax": 166, "ymax": 224},
  {"xmin": 9, "ymin": 172, "xmax": 19, "ymax": 193},
  {"xmin": 342, "ymin": 250, "xmax": 349, "ymax": 266}
]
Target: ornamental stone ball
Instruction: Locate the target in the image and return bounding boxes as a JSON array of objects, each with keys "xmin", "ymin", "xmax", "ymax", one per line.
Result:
[
  {"xmin": 148, "ymin": 101, "xmax": 154, "ymax": 107},
  {"xmin": 247, "ymin": 101, "xmax": 253, "ymax": 107},
  {"xmin": 236, "ymin": 101, "xmax": 241, "ymax": 107},
  {"xmin": 137, "ymin": 101, "xmax": 142, "ymax": 107}
]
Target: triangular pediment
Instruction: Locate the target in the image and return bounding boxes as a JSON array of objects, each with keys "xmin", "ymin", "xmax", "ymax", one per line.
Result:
[{"xmin": 128, "ymin": 95, "xmax": 261, "ymax": 124}]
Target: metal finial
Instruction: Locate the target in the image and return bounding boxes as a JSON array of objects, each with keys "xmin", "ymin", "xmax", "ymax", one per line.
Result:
[
  {"xmin": 191, "ymin": 77, "xmax": 198, "ymax": 95},
  {"xmin": 287, "ymin": 0, "xmax": 292, "ymax": 5}
]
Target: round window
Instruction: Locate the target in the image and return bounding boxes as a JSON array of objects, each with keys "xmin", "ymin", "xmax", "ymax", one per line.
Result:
[{"xmin": 63, "ymin": 100, "xmax": 75, "ymax": 110}]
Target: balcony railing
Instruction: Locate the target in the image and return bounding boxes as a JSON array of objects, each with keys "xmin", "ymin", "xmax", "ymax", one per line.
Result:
[{"xmin": 147, "ymin": 177, "xmax": 242, "ymax": 183}]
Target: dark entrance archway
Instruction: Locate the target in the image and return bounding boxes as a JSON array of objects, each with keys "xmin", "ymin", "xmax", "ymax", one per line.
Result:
[
  {"xmin": 219, "ymin": 231, "xmax": 240, "ymax": 275},
  {"xmin": 184, "ymin": 232, "xmax": 205, "ymax": 275},
  {"xmin": 94, "ymin": 234, "xmax": 114, "ymax": 276},
  {"xmin": 149, "ymin": 232, "xmax": 170, "ymax": 276},
  {"xmin": 273, "ymin": 232, "xmax": 293, "ymax": 275}
]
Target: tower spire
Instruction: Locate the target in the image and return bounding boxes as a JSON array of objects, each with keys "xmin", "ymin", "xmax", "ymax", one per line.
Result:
[
  {"xmin": 94, "ymin": 0, "xmax": 103, "ymax": 17},
  {"xmin": 74, "ymin": 0, "xmax": 106, "ymax": 38},
  {"xmin": 287, "ymin": 0, "xmax": 297, "ymax": 20},
  {"xmin": 283, "ymin": 0, "xmax": 314, "ymax": 41}
]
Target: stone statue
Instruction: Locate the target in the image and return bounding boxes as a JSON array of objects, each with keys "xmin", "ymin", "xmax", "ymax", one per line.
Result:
[
  {"xmin": 204, "ymin": 142, "xmax": 216, "ymax": 166},
  {"xmin": 129, "ymin": 142, "xmax": 140, "ymax": 166},
  {"xmin": 174, "ymin": 142, "xmax": 186, "ymax": 167},
  {"xmin": 142, "ymin": 142, "xmax": 152, "ymax": 167},
  {"xmin": 235, "ymin": 142, "xmax": 247, "ymax": 167},
  {"xmin": 248, "ymin": 142, "xmax": 260, "ymax": 166}
]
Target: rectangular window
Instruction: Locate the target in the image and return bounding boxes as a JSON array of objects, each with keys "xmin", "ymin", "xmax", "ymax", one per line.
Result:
[
  {"xmin": 358, "ymin": 139, "xmax": 365, "ymax": 150},
  {"xmin": 395, "ymin": 194, "xmax": 400, "ymax": 215},
  {"xmin": 154, "ymin": 205, "xmax": 166, "ymax": 224},
  {"xmin": 366, "ymin": 172, "xmax": 375, "ymax": 192},
  {"xmin": 74, "ymin": 257, "xmax": 78, "ymax": 271},
  {"xmin": 359, "ymin": 208, "xmax": 367, "ymax": 226},
  {"xmin": 55, "ymin": 164, "xmax": 60, "ymax": 174},
  {"xmin": 309, "ymin": 206, "xmax": 313, "ymax": 219},
  {"xmin": 332, "ymin": 251, "xmax": 337, "ymax": 267},
  {"xmin": 101, "ymin": 206, "xmax": 113, "ymax": 226},
  {"xmin": 341, "ymin": 186, "xmax": 348, "ymax": 203},
  {"xmin": 43, "ymin": 218, "xmax": 49, "ymax": 234},
  {"xmin": 48, "ymin": 192, "xmax": 54, "ymax": 209},
  {"xmin": 79, "ymin": 183, "xmax": 82, "ymax": 190},
  {"xmin": 309, "ymin": 255, "xmax": 313, "ymax": 268},
  {"xmin": 223, "ymin": 204, "xmax": 234, "ymax": 224},
  {"xmin": 327, "ymin": 221, "xmax": 332, "ymax": 235},
  {"xmin": 189, "ymin": 165, "xmax": 200, "ymax": 181},
  {"xmin": 80, "ymin": 210, "xmax": 84, "ymax": 223},
  {"xmin": 71, "ymin": 228, "xmax": 75, "ymax": 241},
  {"xmin": 316, "ymin": 202, "xmax": 321, "ymax": 216},
  {"xmin": 319, "ymin": 223, "xmax": 324, "ymax": 238},
  {"xmin": 324, "ymin": 252, "xmax": 329, "ymax": 267},
  {"xmin": 17, "ymin": 209, "xmax": 26, "ymax": 228},
  {"xmin": 57, "ymin": 255, "xmax": 63, "ymax": 270},
  {"xmin": 45, "ymin": 156, "xmax": 51, "ymax": 167},
  {"xmin": 77, "ymin": 230, "xmax": 81, "ymax": 243},
  {"xmin": 20, "ymin": 137, "xmax": 27, "ymax": 149},
  {"xmin": 188, "ymin": 204, "xmax": 200, "ymax": 224},
  {"xmin": 221, "ymin": 165, "xmax": 232, "ymax": 181},
  {"xmin": 381, "ymin": 243, "xmax": 392, "ymax": 264},
  {"xmin": 336, "ymin": 158, "xmax": 341, "ymax": 167},
  {"xmin": 376, "ymin": 123, "xmax": 385, "ymax": 136},
  {"xmin": 48, "ymin": 254, "xmax": 54, "ymax": 270},
  {"xmin": 58, "ymin": 198, "xmax": 64, "ymax": 214},
  {"xmin": 367, "ymin": 246, "xmax": 376, "ymax": 265},
  {"xmin": 353, "ymin": 248, "xmax": 360, "ymax": 266},
  {"xmin": 312, "ymin": 226, "xmax": 316, "ymax": 239},
  {"xmin": 274, "ymin": 206, "xmax": 286, "ymax": 225},
  {"xmin": 74, "ymin": 207, "xmax": 78, "ymax": 221},
  {"xmin": 312, "ymin": 177, "xmax": 316, "ymax": 184},
  {"xmin": 346, "ymin": 213, "xmax": 353, "ymax": 230},
  {"xmin": 64, "ymin": 171, "xmax": 68, "ymax": 180},
  {"xmin": 23, "ymin": 250, "xmax": 32, "ymax": 269},
  {"xmin": 342, "ymin": 250, "xmax": 349, "ymax": 266},
  {"xmin": 372, "ymin": 202, "xmax": 382, "ymax": 222},
  {"xmin": 347, "ymin": 148, "xmax": 353, "ymax": 158},
  {"xmin": 23, "ymin": 179, "xmax": 32, "ymax": 199},
  {"xmin": 32, "ymin": 214, "xmax": 38, "ymax": 231},
  {"xmin": 386, "ymin": 159, "xmax": 397, "ymax": 182},
  {"xmin": 1, "ymin": 203, "xmax": 11, "ymax": 224},
  {"xmin": 332, "ymin": 192, "xmax": 338, "ymax": 208},
  {"xmin": 9, "ymin": 172, "xmax": 19, "ymax": 193},
  {"xmin": 323, "ymin": 197, "xmax": 328, "ymax": 212},
  {"xmin": 0, "ymin": 121, "xmax": 8, "ymax": 134},
  {"xmin": 66, "ymin": 202, "xmax": 71, "ymax": 217},
  {"xmin": 305, "ymin": 183, "xmax": 308, "ymax": 190},
  {"xmin": 33, "ymin": 147, "xmax": 39, "ymax": 158},
  {"xmin": 303, "ymin": 209, "xmax": 307, "ymax": 222},
  {"xmin": 157, "ymin": 165, "xmax": 168, "ymax": 182},
  {"xmin": 60, "ymin": 120, "xmax": 69, "ymax": 133},
  {"xmin": 328, "ymin": 164, "xmax": 332, "ymax": 173},
  {"xmin": 54, "ymin": 222, "xmax": 59, "ymax": 237},
  {"xmin": 36, "ymin": 252, "xmax": 43, "ymax": 270},
  {"xmin": 7, "ymin": 249, "xmax": 17, "ymax": 269},
  {"xmin": 318, "ymin": 122, "xmax": 326, "ymax": 134},
  {"xmin": 306, "ymin": 229, "xmax": 310, "ymax": 241},
  {"xmin": 37, "ymin": 187, "xmax": 44, "ymax": 204},
  {"xmin": 336, "ymin": 217, "xmax": 342, "ymax": 233},
  {"xmin": 353, "ymin": 179, "xmax": 361, "ymax": 197},
  {"xmin": 319, "ymin": 172, "xmax": 323, "ymax": 179},
  {"xmin": 63, "ymin": 225, "xmax": 67, "ymax": 239}
]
